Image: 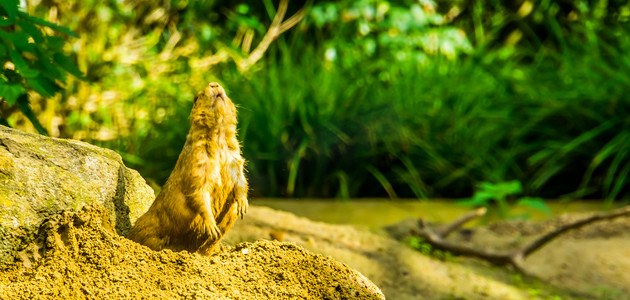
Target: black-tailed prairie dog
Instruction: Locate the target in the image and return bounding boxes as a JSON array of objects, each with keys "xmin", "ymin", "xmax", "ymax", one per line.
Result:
[{"xmin": 129, "ymin": 82, "xmax": 248, "ymax": 255}]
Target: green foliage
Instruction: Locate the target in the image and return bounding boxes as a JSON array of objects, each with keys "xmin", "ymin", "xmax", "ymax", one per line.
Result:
[
  {"xmin": 8, "ymin": 0, "xmax": 630, "ymax": 204},
  {"xmin": 404, "ymin": 236, "xmax": 455, "ymax": 262},
  {"xmin": 585, "ymin": 286, "xmax": 629, "ymax": 299},
  {"xmin": 0, "ymin": 0, "xmax": 82, "ymax": 134},
  {"xmin": 510, "ymin": 273, "xmax": 567, "ymax": 300},
  {"xmin": 222, "ymin": 37, "xmax": 630, "ymax": 201},
  {"xmin": 459, "ymin": 181, "xmax": 550, "ymax": 219},
  {"xmin": 309, "ymin": 0, "xmax": 472, "ymax": 66}
]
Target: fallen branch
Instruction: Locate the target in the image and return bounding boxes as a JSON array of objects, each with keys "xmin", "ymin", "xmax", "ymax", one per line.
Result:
[{"xmin": 411, "ymin": 205, "xmax": 630, "ymax": 274}]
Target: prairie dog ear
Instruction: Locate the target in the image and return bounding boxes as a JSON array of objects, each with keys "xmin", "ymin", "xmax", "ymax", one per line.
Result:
[{"xmin": 193, "ymin": 91, "xmax": 203, "ymax": 104}]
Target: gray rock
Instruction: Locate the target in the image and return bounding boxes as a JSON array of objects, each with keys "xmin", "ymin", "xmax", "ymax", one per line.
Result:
[{"xmin": 0, "ymin": 126, "xmax": 154, "ymax": 266}]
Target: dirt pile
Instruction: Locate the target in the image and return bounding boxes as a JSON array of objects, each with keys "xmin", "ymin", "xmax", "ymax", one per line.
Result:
[{"xmin": 0, "ymin": 204, "xmax": 384, "ymax": 300}]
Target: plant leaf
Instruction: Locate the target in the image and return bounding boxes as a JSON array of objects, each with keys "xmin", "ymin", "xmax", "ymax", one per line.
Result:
[
  {"xmin": 0, "ymin": 0, "xmax": 18, "ymax": 20},
  {"xmin": 35, "ymin": 50, "xmax": 65, "ymax": 82},
  {"xmin": 286, "ymin": 139, "xmax": 308, "ymax": 196},
  {"xmin": 517, "ymin": 197, "xmax": 552, "ymax": 215},
  {"xmin": 366, "ymin": 164, "xmax": 398, "ymax": 199},
  {"xmin": 16, "ymin": 94, "xmax": 48, "ymax": 135},
  {"xmin": 457, "ymin": 197, "xmax": 489, "ymax": 207},
  {"xmin": 3, "ymin": 30, "xmax": 35, "ymax": 53},
  {"xmin": 25, "ymin": 75, "xmax": 60, "ymax": 98},
  {"xmin": 53, "ymin": 53, "xmax": 84, "ymax": 79},
  {"xmin": 46, "ymin": 36, "xmax": 65, "ymax": 50},
  {"xmin": 19, "ymin": 12, "xmax": 78, "ymax": 38},
  {"xmin": 0, "ymin": 81, "xmax": 26, "ymax": 105},
  {"xmin": 494, "ymin": 180, "xmax": 523, "ymax": 196},
  {"xmin": 0, "ymin": 18, "xmax": 14, "ymax": 26},
  {"xmin": 8, "ymin": 48, "xmax": 39, "ymax": 78},
  {"xmin": 16, "ymin": 19, "xmax": 44, "ymax": 43}
]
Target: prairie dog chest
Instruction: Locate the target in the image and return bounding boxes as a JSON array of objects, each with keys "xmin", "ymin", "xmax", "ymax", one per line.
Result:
[
  {"xmin": 222, "ymin": 147, "xmax": 244, "ymax": 186},
  {"xmin": 193, "ymin": 140, "xmax": 242, "ymax": 188}
]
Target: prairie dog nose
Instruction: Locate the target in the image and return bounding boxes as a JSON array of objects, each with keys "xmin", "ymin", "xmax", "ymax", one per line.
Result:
[{"xmin": 205, "ymin": 82, "xmax": 226, "ymax": 98}]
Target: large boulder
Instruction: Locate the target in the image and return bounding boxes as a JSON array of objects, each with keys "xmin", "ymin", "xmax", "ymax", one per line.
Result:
[{"xmin": 0, "ymin": 126, "xmax": 153, "ymax": 266}]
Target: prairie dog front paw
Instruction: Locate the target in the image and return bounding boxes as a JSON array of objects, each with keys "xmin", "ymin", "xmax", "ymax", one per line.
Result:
[{"xmin": 191, "ymin": 214, "xmax": 222, "ymax": 239}]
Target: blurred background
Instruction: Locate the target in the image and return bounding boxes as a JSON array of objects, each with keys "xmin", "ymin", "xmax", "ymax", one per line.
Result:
[{"xmin": 1, "ymin": 0, "xmax": 629, "ymax": 216}]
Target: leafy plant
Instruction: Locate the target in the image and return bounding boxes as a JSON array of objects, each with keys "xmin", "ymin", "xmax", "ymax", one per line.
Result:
[
  {"xmin": 8, "ymin": 0, "xmax": 630, "ymax": 203},
  {"xmin": 404, "ymin": 236, "xmax": 455, "ymax": 262},
  {"xmin": 0, "ymin": 0, "xmax": 83, "ymax": 134},
  {"xmin": 308, "ymin": 0, "xmax": 472, "ymax": 70},
  {"xmin": 459, "ymin": 181, "xmax": 551, "ymax": 219}
]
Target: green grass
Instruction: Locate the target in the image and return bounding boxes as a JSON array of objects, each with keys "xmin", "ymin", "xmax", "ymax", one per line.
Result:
[
  {"xmin": 11, "ymin": 0, "xmax": 630, "ymax": 202},
  {"xmin": 216, "ymin": 36, "xmax": 630, "ymax": 200},
  {"xmin": 89, "ymin": 29, "xmax": 630, "ymax": 201}
]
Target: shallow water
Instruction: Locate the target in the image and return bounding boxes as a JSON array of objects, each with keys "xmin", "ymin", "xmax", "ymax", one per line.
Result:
[{"xmin": 252, "ymin": 198, "xmax": 608, "ymax": 227}]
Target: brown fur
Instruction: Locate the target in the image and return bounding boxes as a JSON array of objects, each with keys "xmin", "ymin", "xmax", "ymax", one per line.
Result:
[{"xmin": 128, "ymin": 82, "xmax": 248, "ymax": 255}]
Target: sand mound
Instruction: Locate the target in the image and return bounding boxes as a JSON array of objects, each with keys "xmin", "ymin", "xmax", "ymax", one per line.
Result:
[{"xmin": 0, "ymin": 204, "xmax": 384, "ymax": 300}]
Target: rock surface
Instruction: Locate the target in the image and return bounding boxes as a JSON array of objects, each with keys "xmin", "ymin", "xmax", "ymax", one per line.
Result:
[{"xmin": 0, "ymin": 126, "xmax": 154, "ymax": 266}]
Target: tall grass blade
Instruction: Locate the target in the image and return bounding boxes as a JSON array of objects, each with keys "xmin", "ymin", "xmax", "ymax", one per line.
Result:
[{"xmin": 366, "ymin": 165, "xmax": 398, "ymax": 200}]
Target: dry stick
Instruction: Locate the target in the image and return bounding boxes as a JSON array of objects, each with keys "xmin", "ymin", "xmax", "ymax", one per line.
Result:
[
  {"xmin": 237, "ymin": 0, "xmax": 306, "ymax": 72},
  {"xmin": 198, "ymin": 0, "xmax": 306, "ymax": 72},
  {"xmin": 436, "ymin": 207, "xmax": 487, "ymax": 238},
  {"xmin": 413, "ymin": 205, "xmax": 630, "ymax": 274},
  {"xmin": 511, "ymin": 205, "xmax": 630, "ymax": 267}
]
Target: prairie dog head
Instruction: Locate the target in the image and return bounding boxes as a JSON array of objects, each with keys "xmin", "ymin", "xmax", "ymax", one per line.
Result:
[{"xmin": 190, "ymin": 82, "xmax": 238, "ymax": 135}]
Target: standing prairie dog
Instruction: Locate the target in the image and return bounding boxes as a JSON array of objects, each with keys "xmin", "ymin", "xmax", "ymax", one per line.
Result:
[{"xmin": 129, "ymin": 82, "xmax": 248, "ymax": 255}]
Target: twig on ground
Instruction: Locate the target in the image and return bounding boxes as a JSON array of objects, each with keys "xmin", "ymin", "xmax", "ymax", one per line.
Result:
[
  {"xmin": 435, "ymin": 207, "xmax": 487, "ymax": 238},
  {"xmin": 411, "ymin": 205, "xmax": 630, "ymax": 274}
]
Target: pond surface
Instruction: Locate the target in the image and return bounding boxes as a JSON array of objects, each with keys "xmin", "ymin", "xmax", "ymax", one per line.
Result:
[{"xmin": 252, "ymin": 198, "xmax": 608, "ymax": 227}]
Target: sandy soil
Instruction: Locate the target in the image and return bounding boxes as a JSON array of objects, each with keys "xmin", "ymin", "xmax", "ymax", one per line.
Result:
[
  {"xmin": 0, "ymin": 204, "xmax": 384, "ymax": 300},
  {"xmin": 229, "ymin": 206, "xmax": 630, "ymax": 300},
  {"xmin": 2, "ymin": 204, "xmax": 629, "ymax": 299},
  {"xmin": 464, "ymin": 213, "xmax": 630, "ymax": 298}
]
